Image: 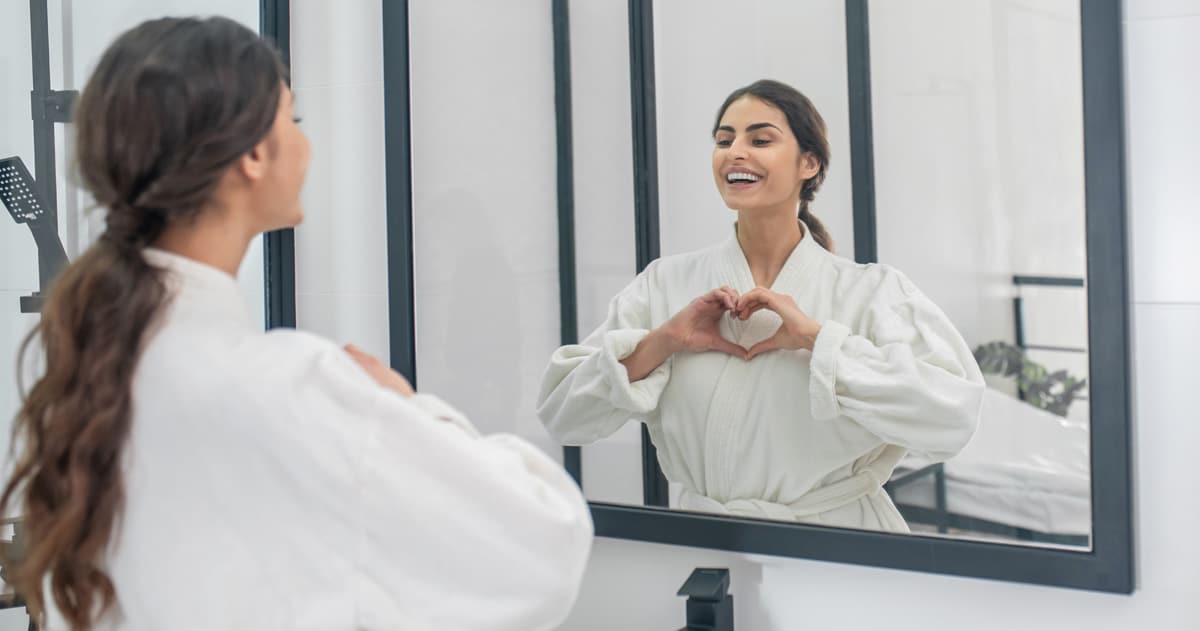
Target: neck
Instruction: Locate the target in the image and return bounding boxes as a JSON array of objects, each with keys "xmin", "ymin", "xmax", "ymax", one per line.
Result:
[
  {"xmin": 735, "ymin": 205, "xmax": 803, "ymax": 288},
  {"xmin": 153, "ymin": 206, "xmax": 255, "ymax": 277}
]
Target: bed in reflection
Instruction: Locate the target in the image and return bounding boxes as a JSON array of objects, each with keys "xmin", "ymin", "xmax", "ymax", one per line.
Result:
[{"xmin": 886, "ymin": 387, "xmax": 1091, "ymax": 547}]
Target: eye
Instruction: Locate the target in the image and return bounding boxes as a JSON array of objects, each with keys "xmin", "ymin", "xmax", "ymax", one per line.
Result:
[
  {"xmin": 715, "ymin": 138, "xmax": 732, "ymax": 147},
  {"xmin": 752, "ymin": 138, "xmax": 770, "ymax": 146},
  {"xmin": 292, "ymin": 116, "xmax": 304, "ymax": 124}
]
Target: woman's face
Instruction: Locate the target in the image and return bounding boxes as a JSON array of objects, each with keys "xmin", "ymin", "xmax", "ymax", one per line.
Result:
[
  {"xmin": 712, "ymin": 96, "xmax": 818, "ymax": 215},
  {"xmin": 253, "ymin": 84, "xmax": 311, "ymax": 231}
]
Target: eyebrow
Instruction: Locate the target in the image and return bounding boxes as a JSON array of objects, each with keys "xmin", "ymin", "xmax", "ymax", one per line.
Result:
[{"xmin": 716, "ymin": 122, "xmax": 783, "ymax": 134}]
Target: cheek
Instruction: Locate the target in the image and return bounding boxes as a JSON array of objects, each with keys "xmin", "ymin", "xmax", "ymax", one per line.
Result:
[{"xmin": 293, "ymin": 132, "xmax": 311, "ymax": 178}]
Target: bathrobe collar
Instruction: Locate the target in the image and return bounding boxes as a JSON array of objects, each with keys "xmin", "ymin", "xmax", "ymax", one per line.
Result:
[
  {"xmin": 718, "ymin": 219, "xmax": 824, "ymax": 292},
  {"xmin": 143, "ymin": 247, "xmax": 254, "ymax": 332}
]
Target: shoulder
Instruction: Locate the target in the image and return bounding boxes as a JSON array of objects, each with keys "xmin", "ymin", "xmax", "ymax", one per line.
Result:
[
  {"xmin": 639, "ymin": 241, "xmax": 727, "ymax": 285},
  {"xmin": 821, "ymin": 252, "xmax": 922, "ymax": 303},
  {"xmin": 235, "ymin": 329, "xmax": 376, "ymax": 397}
]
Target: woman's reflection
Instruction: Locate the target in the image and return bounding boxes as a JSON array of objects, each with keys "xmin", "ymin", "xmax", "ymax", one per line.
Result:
[{"xmin": 537, "ymin": 80, "xmax": 984, "ymax": 532}]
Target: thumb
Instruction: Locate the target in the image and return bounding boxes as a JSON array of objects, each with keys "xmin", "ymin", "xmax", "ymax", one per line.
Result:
[{"xmin": 746, "ymin": 334, "xmax": 782, "ymax": 360}]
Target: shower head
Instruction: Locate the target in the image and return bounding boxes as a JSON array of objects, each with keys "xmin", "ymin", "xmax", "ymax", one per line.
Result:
[
  {"xmin": 1, "ymin": 155, "xmax": 69, "ymax": 312},
  {"xmin": 0, "ymin": 156, "xmax": 49, "ymax": 225}
]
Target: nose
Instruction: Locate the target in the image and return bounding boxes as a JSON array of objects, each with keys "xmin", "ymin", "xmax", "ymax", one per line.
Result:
[{"xmin": 729, "ymin": 136, "xmax": 749, "ymax": 160}]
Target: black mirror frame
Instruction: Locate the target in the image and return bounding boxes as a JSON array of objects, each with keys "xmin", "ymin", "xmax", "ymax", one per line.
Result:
[{"xmin": 365, "ymin": 0, "xmax": 1133, "ymax": 594}]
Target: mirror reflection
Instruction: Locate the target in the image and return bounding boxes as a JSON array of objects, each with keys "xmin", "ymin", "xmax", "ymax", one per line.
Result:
[{"xmin": 540, "ymin": 0, "xmax": 1090, "ymax": 549}]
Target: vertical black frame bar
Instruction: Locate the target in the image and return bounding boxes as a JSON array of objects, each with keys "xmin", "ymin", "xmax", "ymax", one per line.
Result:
[
  {"xmin": 845, "ymin": 0, "xmax": 877, "ymax": 264},
  {"xmin": 382, "ymin": 0, "xmax": 418, "ymax": 386},
  {"xmin": 1078, "ymin": 0, "xmax": 1134, "ymax": 594},
  {"xmin": 628, "ymin": 0, "xmax": 669, "ymax": 508},
  {"xmin": 260, "ymin": 0, "xmax": 296, "ymax": 329},
  {"xmin": 552, "ymin": 0, "xmax": 582, "ymax": 485}
]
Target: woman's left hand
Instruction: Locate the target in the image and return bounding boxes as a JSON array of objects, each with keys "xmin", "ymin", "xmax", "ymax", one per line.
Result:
[
  {"xmin": 345, "ymin": 344, "xmax": 415, "ymax": 398},
  {"xmin": 734, "ymin": 288, "xmax": 822, "ymax": 359}
]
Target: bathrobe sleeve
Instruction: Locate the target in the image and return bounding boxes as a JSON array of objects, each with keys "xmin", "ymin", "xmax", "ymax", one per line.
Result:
[
  {"xmin": 808, "ymin": 269, "xmax": 985, "ymax": 461},
  {"xmin": 284, "ymin": 338, "xmax": 594, "ymax": 631},
  {"xmin": 536, "ymin": 264, "xmax": 672, "ymax": 445}
]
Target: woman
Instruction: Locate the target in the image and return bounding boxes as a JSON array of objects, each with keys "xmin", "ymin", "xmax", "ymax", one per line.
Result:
[
  {"xmin": 537, "ymin": 79, "xmax": 984, "ymax": 532},
  {"xmin": 0, "ymin": 17, "xmax": 591, "ymax": 631}
]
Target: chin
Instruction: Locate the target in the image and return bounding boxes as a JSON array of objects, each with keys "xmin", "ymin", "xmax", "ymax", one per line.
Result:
[{"xmin": 283, "ymin": 207, "xmax": 305, "ymax": 228}]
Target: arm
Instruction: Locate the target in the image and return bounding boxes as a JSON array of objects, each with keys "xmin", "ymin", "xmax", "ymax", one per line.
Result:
[
  {"xmin": 535, "ymin": 269, "xmax": 671, "ymax": 445},
  {"xmin": 808, "ymin": 274, "xmax": 986, "ymax": 462},
  {"xmin": 536, "ymin": 269, "xmax": 744, "ymax": 445},
  {"xmin": 293, "ymin": 345, "xmax": 594, "ymax": 631}
]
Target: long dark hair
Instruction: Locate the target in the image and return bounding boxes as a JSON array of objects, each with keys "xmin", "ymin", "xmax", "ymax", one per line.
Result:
[
  {"xmin": 0, "ymin": 16, "xmax": 286, "ymax": 629},
  {"xmin": 713, "ymin": 79, "xmax": 834, "ymax": 251}
]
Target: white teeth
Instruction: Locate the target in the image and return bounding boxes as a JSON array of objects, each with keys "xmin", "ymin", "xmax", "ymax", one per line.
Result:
[{"xmin": 726, "ymin": 172, "xmax": 761, "ymax": 183}]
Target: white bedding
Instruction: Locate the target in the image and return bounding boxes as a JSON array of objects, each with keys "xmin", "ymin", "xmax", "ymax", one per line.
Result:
[{"xmin": 892, "ymin": 387, "xmax": 1091, "ymax": 536}]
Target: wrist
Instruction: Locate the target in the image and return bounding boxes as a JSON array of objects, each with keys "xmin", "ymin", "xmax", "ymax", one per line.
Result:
[
  {"xmin": 650, "ymin": 325, "xmax": 686, "ymax": 355},
  {"xmin": 801, "ymin": 323, "xmax": 822, "ymax": 351}
]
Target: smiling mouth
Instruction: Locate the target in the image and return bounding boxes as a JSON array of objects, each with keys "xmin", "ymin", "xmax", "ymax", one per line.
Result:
[{"xmin": 725, "ymin": 172, "xmax": 762, "ymax": 184}]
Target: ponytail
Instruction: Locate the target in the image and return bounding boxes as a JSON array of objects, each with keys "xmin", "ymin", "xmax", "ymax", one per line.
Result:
[{"xmin": 1, "ymin": 238, "xmax": 169, "ymax": 627}]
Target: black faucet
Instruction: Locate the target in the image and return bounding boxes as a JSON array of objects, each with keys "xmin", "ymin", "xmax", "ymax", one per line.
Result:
[{"xmin": 676, "ymin": 567, "xmax": 733, "ymax": 631}]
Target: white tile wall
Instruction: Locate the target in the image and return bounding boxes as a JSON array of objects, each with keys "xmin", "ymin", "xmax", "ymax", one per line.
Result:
[
  {"xmin": 406, "ymin": 0, "xmax": 563, "ymax": 456},
  {"xmin": 289, "ymin": 0, "xmax": 384, "ymax": 90},
  {"xmin": 291, "ymin": 83, "xmax": 388, "ymax": 297},
  {"xmin": 291, "ymin": 0, "xmax": 390, "ymax": 364},
  {"xmin": 1124, "ymin": 0, "xmax": 1200, "ymax": 19},
  {"xmin": 1125, "ymin": 14, "xmax": 1200, "ymax": 304},
  {"xmin": 295, "ymin": 292, "xmax": 389, "ymax": 362}
]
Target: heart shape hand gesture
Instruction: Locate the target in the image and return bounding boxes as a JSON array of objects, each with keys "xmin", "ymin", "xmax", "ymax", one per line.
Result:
[
  {"xmin": 662, "ymin": 287, "xmax": 821, "ymax": 361},
  {"xmin": 732, "ymin": 287, "xmax": 822, "ymax": 359},
  {"xmin": 661, "ymin": 286, "xmax": 750, "ymax": 359}
]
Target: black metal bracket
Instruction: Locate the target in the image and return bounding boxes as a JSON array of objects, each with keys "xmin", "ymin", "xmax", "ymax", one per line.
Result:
[{"xmin": 30, "ymin": 89, "xmax": 78, "ymax": 124}]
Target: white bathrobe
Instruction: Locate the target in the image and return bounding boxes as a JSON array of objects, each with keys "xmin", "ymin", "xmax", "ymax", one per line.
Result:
[
  {"xmin": 537, "ymin": 224, "xmax": 984, "ymax": 532},
  {"xmin": 55, "ymin": 249, "xmax": 593, "ymax": 631}
]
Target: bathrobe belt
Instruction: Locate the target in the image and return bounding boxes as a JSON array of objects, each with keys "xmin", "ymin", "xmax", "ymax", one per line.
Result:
[{"xmin": 677, "ymin": 467, "xmax": 888, "ymax": 522}]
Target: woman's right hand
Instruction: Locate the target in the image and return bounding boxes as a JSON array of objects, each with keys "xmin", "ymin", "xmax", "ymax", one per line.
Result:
[
  {"xmin": 660, "ymin": 286, "xmax": 747, "ymax": 359},
  {"xmin": 620, "ymin": 287, "xmax": 746, "ymax": 383}
]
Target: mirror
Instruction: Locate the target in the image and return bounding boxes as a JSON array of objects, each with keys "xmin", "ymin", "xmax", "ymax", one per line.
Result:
[
  {"xmin": 544, "ymin": 0, "xmax": 1093, "ymax": 550},
  {"xmin": 374, "ymin": 0, "xmax": 1129, "ymax": 593}
]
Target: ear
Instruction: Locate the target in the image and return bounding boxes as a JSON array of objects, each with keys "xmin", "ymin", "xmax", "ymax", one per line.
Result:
[
  {"xmin": 235, "ymin": 138, "xmax": 271, "ymax": 183},
  {"xmin": 796, "ymin": 151, "xmax": 821, "ymax": 181}
]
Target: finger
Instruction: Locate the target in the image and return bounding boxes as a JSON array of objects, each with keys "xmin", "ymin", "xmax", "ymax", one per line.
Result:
[
  {"xmin": 714, "ymin": 286, "xmax": 738, "ymax": 311},
  {"xmin": 737, "ymin": 297, "xmax": 770, "ymax": 320},
  {"xmin": 719, "ymin": 285, "xmax": 739, "ymax": 302},
  {"xmin": 742, "ymin": 300, "xmax": 773, "ymax": 319},
  {"xmin": 709, "ymin": 336, "xmax": 749, "ymax": 360},
  {"xmin": 344, "ymin": 344, "xmax": 377, "ymax": 364},
  {"xmin": 697, "ymin": 292, "xmax": 726, "ymax": 313},
  {"xmin": 735, "ymin": 288, "xmax": 764, "ymax": 316},
  {"xmin": 738, "ymin": 287, "xmax": 774, "ymax": 309},
  {"xmin": 746, "ymin": 334, "xmax": 782, "ymax": 360}
]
